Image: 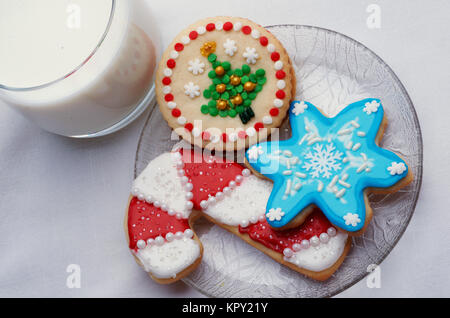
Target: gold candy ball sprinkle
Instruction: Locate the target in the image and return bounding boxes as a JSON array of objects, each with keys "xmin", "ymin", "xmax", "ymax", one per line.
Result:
[
  {"xmin": 216, "ymin": 84, "xmax": 226, "ymax": 93},
  {"xmin": 230, "ymin": 75, "xmax": 241, "ymax": 86},
  {"xmin": 215, "ymin": 66, "xmax": 225, "ymax": 76},
  {"xmin": 244, "ymin": 82, "xmax": 256, "ymax": 92},
  {"xmin": 217, "ymin": 100, "xmax": 228, "ymax": 110},
  {"xmin": 232, "ymin": 94, "xmax": 243, "ymax": 105}
]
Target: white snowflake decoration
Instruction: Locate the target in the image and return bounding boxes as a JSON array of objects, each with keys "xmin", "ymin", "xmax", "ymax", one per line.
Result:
[
  {"xmin": 363, "ymin": 100, "xmax": 380, "ymax": 115},
  {"xmin": 303, "ymin": 143, "xmax": 343, "ymax": 179},
  {"xmin": 292, "ymin": 101, "xmax": 308, "ymax": 116},
  {"xmin": 243, "ymin": 47, "xmax": 259, "ymax": 64},
  {"xmin": 387, "ymin": 162, "xmax": 407, "ymax": 175},
  {"xmin": 247, "ymin": 145, "xmax": 264, "ymax": 161},
  {"xmin": 184, "ymin": 82, "xmax": 200, "ymax": 99},
  {"xmin": 343, "ymin": 213, "xmax": 361, "ymax": 227},
  {"xmin": 223, "ymin": 38, "xmax": 237, "ymax": 57},
  {"xmin": 187, "ymin": 59, "xmax": 205, "ymax": 75},
  {"xmin": 266, "ymin": 208, "xmax": 285, "ymax": 222}
]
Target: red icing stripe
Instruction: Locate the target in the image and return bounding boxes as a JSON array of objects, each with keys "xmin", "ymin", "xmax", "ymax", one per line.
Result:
[
  {"xmin": 128, "ymin": 197, "xmax": 190, "ymax": 251},
  {"xmin": 180, "ymin": 149, "xmax": 243, "ymax": 209},
  {"xmin": 239, "ymin": 209, "xmax": 333, "ymax": 254}
]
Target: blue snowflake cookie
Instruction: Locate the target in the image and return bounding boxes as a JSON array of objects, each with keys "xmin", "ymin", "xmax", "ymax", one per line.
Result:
[{"xmin": 245, "ymin": 99, "xmax": 410, "ymax": 232}]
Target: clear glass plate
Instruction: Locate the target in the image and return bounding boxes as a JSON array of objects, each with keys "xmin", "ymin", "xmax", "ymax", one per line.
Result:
[{"xmin": 134, "ymin": 25, "xmax": 423, "ymax": 298}]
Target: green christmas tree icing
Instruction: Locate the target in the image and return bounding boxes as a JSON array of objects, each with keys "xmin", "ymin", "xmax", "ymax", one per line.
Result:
[{"xmin": 200, "ymin": 53, "xmax": 267, "ymax": 124}]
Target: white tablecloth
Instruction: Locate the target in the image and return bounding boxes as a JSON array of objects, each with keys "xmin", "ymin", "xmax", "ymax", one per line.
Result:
[{"xmin": 1, "ymin": 0, "xmax": 449, "ymax": 297}]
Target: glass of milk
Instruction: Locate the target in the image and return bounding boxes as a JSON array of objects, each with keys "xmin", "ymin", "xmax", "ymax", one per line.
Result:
[{"xmin": 0, "ymin": 0, "xmax": 160, "ymax": 137}]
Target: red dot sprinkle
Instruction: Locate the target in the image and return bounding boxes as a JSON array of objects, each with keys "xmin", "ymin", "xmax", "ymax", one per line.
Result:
[
  {"xmin": 260, "ymin": 36, "xmax": 269, "ymax": 46},
  {"xmin": 171, "ymin": 108, "xmax": 181, "ymax": 117},
  {"xmin": 238, "ymin": 131, "xmax": 247, "ymax": 139},
  {"xmin": 222, "ymin": 133, "xmax": 228, "ymax": 142},
  {"xmin": 206, "ymin": 23, "xmax": 215, "ymax": 32},
  {"xmin": 167, "ymin": 59, "xmax": 176, "ymax": 68},
  {"xmin": 174, "ymin": 43, "xmax": 184, "ymax": 51},
  {"xmin": 202, "ymin": 131, "xmax": 211, "ymax": 140},
  {"xmin": 276, "ymin": 70, "xmax": 286, "ymax": 79},
  {"xmin": 276, "ymin": 90, "xmax": 286, "ymax": 99},
  {"xmin": 185, "ymin": 123, "xmax": 193, "ymax": 132},
  {"xmin": 162, "ymin": 77, "xmax": 171, "ymax": 85},
  {"xmin": 223, "ymin": 22, "xmax": 233, "ymax": 31},
  {"xmin": 189, "ymin": 31, "xmax": 198, "ymax": 40},
  {"xmin": 271, "ymin": 52, "xmax": 280, "ymax": 61},
  {"xmin": 254, "ymin": 122, "xmax": 264, "ymax": 131},
  {"xmin": 270, "ymin": 108, "xmax": 279, "ymax": 116},
  {"xmin": 242, "ymin": 25, "xmax": 251, "ymax": 35},
  {"xmin": 164, "ymin": 94, "xmax": 174, "ymax": 102}
]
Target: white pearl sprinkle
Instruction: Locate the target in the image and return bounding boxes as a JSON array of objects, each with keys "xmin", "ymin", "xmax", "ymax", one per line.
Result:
[
  {"xmin": 200, "ymin": 200, "xmax": 208, "ymax": 209},
  {"xmin": 240, "ymin": 220, "xmax": 249, "ymax": 228},
  {"xmin": 235, "ymin": 175, "xmax": 243, "ymax": 183},
  {"xmin": 327, "ymin": 227, "xmax": 337, "ymax": 237},
  {"xmin": 184, "ymin": 229, "xmax": 194, "ymax": 238},
  {"xmin": 301, "ymin": 239, "xmax": 310, "ymax": 249},
  {"xmin": 320, "ymin": 233, "xmax": 330, "ymax": 243},
  {"xmin": 185, "ymin": 201, "xmax": 193, "ymax": 210},
  {"xmin": 155, "ymin": 236, "xmax": 165, "ymax": 246},
  {"xmin": 166, "ymin": 233, "xmax": 174, "ymax": 242},
  {"xmin": 175, "ymin": 231, "xmax": 184, "ymax": 240},
  {"xmin": 207, "ymin": 196, "xmax": 216, "ymax": 205},
  {"xmin": 229, "ymin": 181, "xmax": 237, "ymax": 188},
  {"xmin": 292, "ymin": 243, "xmax": 302, "ymax": 252},
  {"xmin": 147, "ymin": 238, "xmax": 154, "ymax": 246},
  {"xmin": 283, "ymin": 248, "xmax": 294, "ymax": 258},
  {"xmin": 310, "ymin": 236, "xmax": 320, "ymax": 247},
  {"xmin": 153, "ymin": 201, "xmax": 161, "ymax": 208},
  {"xmin": 137, "ymin": 193, "xmax": 145, "ymax": 201},
  {"xmin": 242, "ymin": 169, "xmax": 251, "ymax": 177},
  {"xmin": 176, "ymin": 213, "xmax": 182, "ymax": 219},
  {"xmin": 176, "ymin": 161, "xmax": 184, "ymax": 169},
  {"xmin": 145, "ymin": 195, "xmax": 153, "ymax": 203},
  {"xmin": 215, "ymin": 192, "xmax": 224, "ymax": 201},
  {"xmin": 180, "ymin": 176, "xmax": 189, "ymax": 184},
  {"xmin": 185, "ymin": 192, "xmax": 193, "ymax": 200},
  {"xmin": 185, "ymin": 183, "xmax": 193, "ymax": 191},
  {"xmin": 177, "ymin": 169, "xmax": 185, "ymax": 177},
  {"xmin": 168, "ymin": 209, "xmax": 176, "ymax": 216},
  {"xmin": 250, "ymin": 216, "xmax": 258, "ymax": 224},
  {"xmin": 131, "ymin": 188, "xmax": 139, "ymax": 196},
  {"xmin": 223, "ymin": 187, "xmax": 231, "ymax": 195},
  {"xmin": 161, "ymin": 204, "xmax": 168, "ymax": 211},
  {"xmin": 136, "ymin": 240, "xmax": 146, "ymax": 249}
]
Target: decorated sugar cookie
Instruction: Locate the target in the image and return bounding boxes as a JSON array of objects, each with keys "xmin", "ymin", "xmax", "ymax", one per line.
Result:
[
  {"xmin": 245, "ymin": 99, "xmax": 414, "ymax": 234},
  {"xmin": 126, "ymin": 149, "xmax": 351, "ymax": 283},
  {"xmin": 155, "ymin": 17, "xmax": 295, "ymax": 151}
]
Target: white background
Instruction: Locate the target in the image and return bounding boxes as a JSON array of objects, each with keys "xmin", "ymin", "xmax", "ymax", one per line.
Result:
[{"xmin": 0, "ymin": 0, "xmax": 449, "ymax": 297}]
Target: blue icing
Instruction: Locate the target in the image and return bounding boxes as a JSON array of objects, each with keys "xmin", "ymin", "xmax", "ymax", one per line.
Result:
[{"xmin": 245, "ymin": 99, "xmax": 409, "ymax": 232}]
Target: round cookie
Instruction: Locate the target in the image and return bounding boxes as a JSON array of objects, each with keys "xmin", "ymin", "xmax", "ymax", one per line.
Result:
[{"xmin": 155, "ymin": 17, "xmax": 296, "ymax": 151}]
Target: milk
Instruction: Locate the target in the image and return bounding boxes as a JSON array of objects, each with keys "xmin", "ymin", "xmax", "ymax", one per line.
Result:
[{"xmin": 0, "ymin": 0, "xmax": 158, "ymax": 136}]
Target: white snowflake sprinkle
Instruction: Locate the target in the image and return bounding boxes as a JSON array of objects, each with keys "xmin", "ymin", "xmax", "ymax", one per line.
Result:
[
  {"xmin": 387, "ymin": 162, "xmax": 407, "ymax": 175},
  {"xmin": 184, "ymin": 82, "xmax": 200, "ymax": 98},
  {"xmin": 187, "ymin": 59, "xmax": 205, "ymax": 75},
  {"xmin": 343, "ymin": 213, "xmax": 361, "ymax": 227},
  {"xmin": 363, "ymin": 100, "xmax": 380, "ymax": 115},
  {"xmin": 303, "ymin": 143, "xmax": 343, "ymax": 179},
  {"xmin": 223, "ymin": 38, "xmax": 237, "ymax": 57},
  {"xmin": 243, "ymin": 47, "xmax": 259, "ymax": 64},
  {"xmin": 247, "ymin": 145, "xmax": 264, "ymax": 161},
  {"xmin": 292, "ymin": 101, "xmax": 308, "ymax": 115},
  {"xmin": 266, "ymin": 208, "xmax": 285, "ymax": 222}
]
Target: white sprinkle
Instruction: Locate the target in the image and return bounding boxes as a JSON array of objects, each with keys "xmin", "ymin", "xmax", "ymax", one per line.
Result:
[
  {"xmin": 339, "ymin": 180, "xmax": 351, "ymax": 188},
  {"xmin": 336, "ymin": 188, "xmax": 346, "ymax": 198},
  {"xmin": 277, "ymin": 80, "xmax": 286, "ymax": 89},
  {"xmin": 329, "ymin": 175, "xmax": 339, "ymax": 188},
  {"xmin": 285, "ymin": 160, "xmax": 291, "ymax": 169},
  {"xmin": 341, "ymin": 173, "xmax": 349, "ymax": 181},
  {"xmin": 361, "ymin": 153, "xmax": 368, "ymax": 161},
  {"xmin": 343, "ymin": 157, "xmax": 349, "ymax": 163},
  {"xmin": 163, "ymin": 68, "xmax": 172, "ymax": 77},
  {"xmin": 274, "ymin": 150, "xmax": 282, "ymax": 155},
  {"xmin": 357, "ymin": 131, "xmax": 366, "ymax": 137},
  {"xmin": 233, "ymin": 22, "xmax": 242, "ymax": 31},
  {"xmin": 167, "ymin": 102, "xmax": 176, "ymax": 109},
  {"xmin": 317, "ymin": 181, "xmax": 324, "ymax": 192},
  {"xmin": 338, "ymin": 128, "xmax": 352, "ymax": 136},
  {"xmin": 352, "ymin": 143, "xmax": 362, "ymax": 151},
  {"xmin": 351, "ymin": 121, "xmax": 360, "ymax": 128},
  {"xmin": 267, "ymin": 43, "xmax": 275, "ymax": 53},
  {"xmin": 307, "ymin": 137, "xmax": 323, "ymax": 145},
  {"xmin": 197, "ymin": 26, "xmax": 206, "ymax": 34},
  {"xmin": 274, "ymin": 61, "xmax": 283, "ymax": 70},
  {"xmin": 366, "ymin": 168, "xmax": 371, "ymax": 173},
  {"xmin": 285, "ymin": 179, "xmax": 292, "ymax": 195},
  {"xmin": 181, "ymin": 35, "xmax": 190, "ymax": 45},
  {"xmin": 290, "ymin": 157, "xmax": 299, "ymax": 165},
  {"xmin": 163, "ymin": 86, "xmax": 171, "ymax": 94},
  {"xmin": 346, "ymin": 141, "xmax": 354, "ymax": 150},
  {"xmin": 294, "ymin": 182, "xmax": 302, "ymax": 191},
  {"xmin": 274, "ymin": 99, "xmax": 283, "ymax": 108},
  {"xmin": 251, "ymin": 29, "xmax": 260, "ymax": 39},
  {"xmin": 170, "ymin": 51, "xmax": 179, "ymax": 59},
  {"xmin": 295, "ymin": 172, "xmax": 307, "ymax": 178},
  {"xmin": 283, "ymin": 170, "xmax": 293, "ymax": 176},
  {"xmin": 283, "ymin": 150, "xmax": 293, "ymax": 157},
  {"xmin": 357, "ymin": 163, "xmax": 368, "ymax": 173}
]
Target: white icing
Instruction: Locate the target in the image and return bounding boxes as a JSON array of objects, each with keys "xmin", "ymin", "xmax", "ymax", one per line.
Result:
[
  {"xmin": 284, "ymin": 232, "xmax": 348, "ymax": 272},
  {"xmin": 135, "ymin": 238, "xmax": 200, "ymax": 279},
  {"xmin": 132, "ymin": 153, "xmax": 191, "ymax": 217},
  {"xmin": 204, "ymin": 175, "xmax": 272, "ymax": 227}
]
